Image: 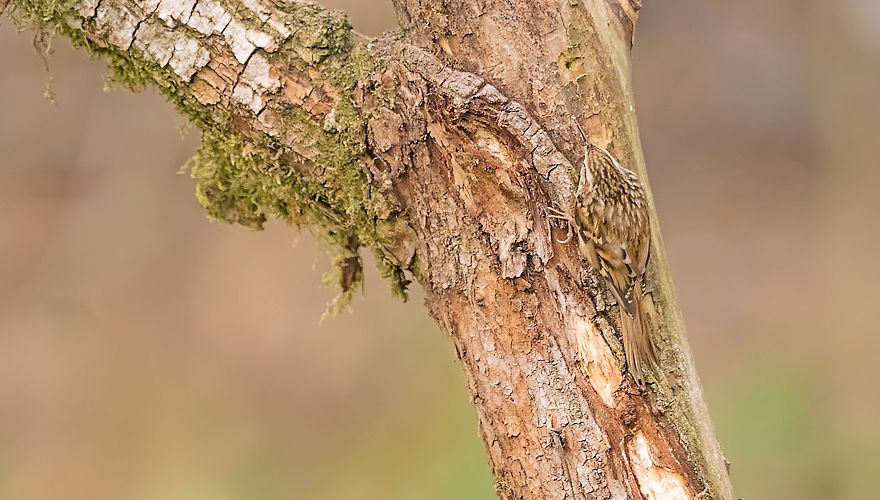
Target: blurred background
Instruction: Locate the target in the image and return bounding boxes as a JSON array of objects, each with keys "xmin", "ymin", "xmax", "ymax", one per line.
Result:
[{"xmin": 1, "ymin": 0, "xmax": 878, "ymax": 498}]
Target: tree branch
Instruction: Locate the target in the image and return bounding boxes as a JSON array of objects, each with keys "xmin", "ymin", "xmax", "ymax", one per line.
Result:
[{"xmin": 5, "ymin": 0, "xmax": 735, "ymax": 497}]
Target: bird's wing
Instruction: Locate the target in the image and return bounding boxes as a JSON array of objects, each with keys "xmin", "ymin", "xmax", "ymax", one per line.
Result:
[{"xmin": 595, "ymin": 241, "xmax": 638, "ymax": 316}]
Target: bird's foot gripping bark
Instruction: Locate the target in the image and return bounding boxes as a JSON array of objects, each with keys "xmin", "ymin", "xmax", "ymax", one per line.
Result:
[{"xmin": 544, "ymin": 204, "xmax": 575, "ymax": 244}]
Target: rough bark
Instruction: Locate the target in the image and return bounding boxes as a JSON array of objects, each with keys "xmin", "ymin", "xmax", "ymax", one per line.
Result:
[{"xmin": 4, "ymin": 0, "xmax": 734, "ymax": 498}]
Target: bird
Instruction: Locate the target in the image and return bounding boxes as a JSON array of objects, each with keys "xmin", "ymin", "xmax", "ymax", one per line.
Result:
[{"xmin": 549, "ymin": 126, "xmax": 659, "ymax": 387}]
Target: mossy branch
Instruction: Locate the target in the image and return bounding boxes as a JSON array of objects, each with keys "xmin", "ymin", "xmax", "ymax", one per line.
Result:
[{"xmin": 7, "ymin": 0, "xmax": 408, "ymax": 307}]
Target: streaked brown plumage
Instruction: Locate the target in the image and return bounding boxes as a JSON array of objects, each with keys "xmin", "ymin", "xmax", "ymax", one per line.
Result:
[{"xmin": 573, "ymin": 143, "xmax": 658, "ymax": 386}]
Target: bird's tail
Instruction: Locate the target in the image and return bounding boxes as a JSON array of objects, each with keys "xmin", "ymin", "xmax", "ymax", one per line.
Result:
[{"xmin": 620, "ymin": 292, "xmax": 659, "ymax": 388}]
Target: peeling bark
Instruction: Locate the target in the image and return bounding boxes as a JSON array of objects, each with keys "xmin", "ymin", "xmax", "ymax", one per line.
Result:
[{"xmin": 4, "ymin": 0, "xmax": 735, "ymax": 498}]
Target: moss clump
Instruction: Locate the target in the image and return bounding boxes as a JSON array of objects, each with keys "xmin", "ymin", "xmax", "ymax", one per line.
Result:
[
  {"xmin": 378, "ymin": 258, "xmax": 410, "ymax": 300},
  {"xmin": 187, "ymin": 127, "xmax": 386, "ymax": 311},
  {"xmin": 6, "ymin": 0, "xmax": 78, "ymax": 30},
  {"xmin": 189, "ymin": 132, "xmax": 280, "ymax": 229}
]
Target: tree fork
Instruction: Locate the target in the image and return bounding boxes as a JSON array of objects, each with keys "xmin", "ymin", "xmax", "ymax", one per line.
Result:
[{"xmin": 4, "ymin": 0, "xmax": 734, "ymax": 497}]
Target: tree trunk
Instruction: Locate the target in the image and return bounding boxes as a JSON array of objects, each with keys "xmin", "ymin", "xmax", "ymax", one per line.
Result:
[{"xmin": 4, "ymin": 0, "xmax": 734, "ymax": 498}]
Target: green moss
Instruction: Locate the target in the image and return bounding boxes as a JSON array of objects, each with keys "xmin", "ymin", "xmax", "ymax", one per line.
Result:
[
  {"xmin": 7, "ymin": 0, "xmax": 78, "ymax": 28},
  {"xmin": 376, "ymin": 255, "xmax": 410, "ymax": 300},
  {"xmin": 274, "ymin": 2, "xmax": 353, "ymax": 62},
  {"xmin": 263, "ymin": 39, "xmax": 411, "ymax": 300},
  {"xmin": 7, "ymin": 0, "xmax": 78, "ymax": 100},
  {"xmin": 190, "ymin": 133, "xmax": 273, "ymax": 229},
  {"xmin": 296, "ymin": 10, "xmax": 351, "ymax": 60},
  {"xmin": 8, "ymin": 0, "xmax": 411, "ymax": 310}
]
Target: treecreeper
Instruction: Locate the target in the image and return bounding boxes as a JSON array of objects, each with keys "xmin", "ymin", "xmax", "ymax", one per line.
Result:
[{"xmin": 550, "ymin": 127, "xmax": 659, "ymax": 387}]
